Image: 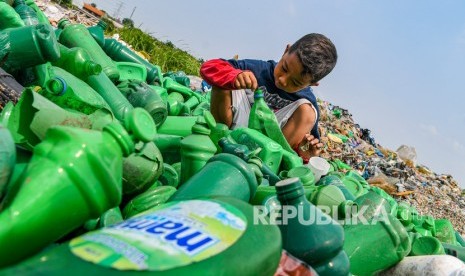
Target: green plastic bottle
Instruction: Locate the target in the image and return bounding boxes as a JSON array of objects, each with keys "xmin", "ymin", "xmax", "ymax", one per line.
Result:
[
  {"xmin": 166, "ymin": 91, "xmax": 185, "ymax": 116},
  {"xmin": 0, "ymin": 197, "xmax": 282, "ymax": 276},
  {"xmin": 0, "ymin": 2, "xmax": 24, "ymax": 30},
  {"xmin": 343, "ymin": 213, "xmax": 411, "ymax": 276},
  {"xmin": 58, "ymin": 18, "xmax": 120, "ymax": 81},
  {"xmin": 0, "ymin": 108, "xmax": 156, "ymax": 267},
  {"xmin": 86, "ymin": 72, "xmax": 134, "ymax": 122},
  {"xmin": 179, "ymin": 116, "xmax": 217, "ymax": 184},
  {"xmin": 42, "ymin": 66, "xmax": 111, "ymax": 115},
  {"xmin": 117, "ymin": 79, "xmax": 168, "ymax": 127},
  {"xmin": 122, "ymin": 141, "xmax": 163, "ymax": 198},
  {"xmin": 13, "ymin": 0, "xmax": 39, "ymax": 26},
  {"xmin": 122, "ymin": 185, "xmax": 177, "ymax": 219},
  {"xmin": 157, "ymin": 116, "xmax": 198, "ymax": 137},
  {"xmin": 0, "ymin": 23, "xmax": 60, "ymax": 74},
  {"xmin": 103, "ymin": 38, "xmax": 160, "ymax": 84},
  {"xmin": 3, "ymin": 88, "xmax": 114, "ymax": 150},
  {"xmin": 149, "ymin": 84, "xmax": 168, "ymax": 103},
  {"xmin": 153, "ymin": 134, "xmax": 182, "ymax": 165},
  {"xmin": 87, "ymin": 19, "xmax": 107, "ymax": 47},
  {"xmin": 230, "ymin": 127, "xmax": 283, "ymax": 173},
  {"xmin": 169, "ymin": 153, "xmax": 258, "ymax": 202},
  {"xmin": 275, "ymin": 178, "xmax": 350, "ymax": 276},
  {"xmin": 52, "ymin": 44, "xmax": 102, "ymax": 80},
  {"xmin": 248, "ymin": 87, "xmax": 295, "ymax": 153},
  {"xmin": 0, "ymin": 124, "xmax": 15, "ymax": 200},
  {"xmin": 434, "ymin": 219, "xmax": 457, "ymax": 245}
]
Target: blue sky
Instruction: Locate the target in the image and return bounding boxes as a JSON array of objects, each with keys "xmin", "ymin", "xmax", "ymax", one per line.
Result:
[{"xmin": 76, "ymin": 0, "xmax": 465, "ymax": 188}]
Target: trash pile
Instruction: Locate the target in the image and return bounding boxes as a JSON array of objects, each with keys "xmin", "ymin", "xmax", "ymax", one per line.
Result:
[
  {"xmin": 2, "ymin": 1, "xmax": 465, "ymax": 275},
  {"xmin": 317, "ymin": 101, "xmax": 465, "ymax": 236}
]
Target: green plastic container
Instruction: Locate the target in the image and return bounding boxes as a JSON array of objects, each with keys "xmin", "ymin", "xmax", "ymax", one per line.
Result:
[
  {"xmin": 58, "ymin": 18, "xmax": 119, "ymax": 81},
  {"xmin": 86, "ymin": 72, "xmax": 134, "ymax": 122},
  {"xmin": 0, "ymin": 23, "xmax": 60, "ymax": 74},
  {"xmin": 230, "ymin": 127, "xmax": 283, "ymax": 173},
  {"xmin": 169, "ymin": 153, "xmax": 258, "ymax": 203},
  {"xmin": 343, "ymin": 213, "xmax": 411, "ymax": 276},
  {"xmin": 0, "ymin": 124, "xmax": 15, "ymax": 199},
  {"xmin": 116, "ymin": 62, "xmax": 147, "ymax": 82},
  {"xmin": 87, "ymin": 19, "xmax": 107, "ymax": 47},
  {"xmin": 410, "ymin": 236, "xmax": 445, "ymax": 256},
  {"xmin": 42, "ymin": 66, "xmax": 111, "ymax": 115},
  {"xmin": 0, "ymin": 2, "xmax": 24, "ymax": 30},
  {"xmin": 0, "ymin": 108, "xmax": 156, "ymax": 267},
  {"xmin": 248, "ymin": 87, "xmax": 294, "ymax": 153},
  {"xmin": 179, "ymin": 116, "xmax": 216, "ymax": 184},
  {"xmin": 3, "ymin": 88, "xmax": 114, "ymax": 150},
  {"xmin": 166, "ymin": 91, "xmax": 185, "ymax": 116},
  {"xmin": 53, "ymin": 44, "xmax": 102, "ymax": 80},
  {"xmin": 157, "ymin": 116, "xmax": 198, "ymax": 137},
  {"xmin": 13, "ymin": 0, "xmax": 39, "ymax": 26},
  {"xmin": 122, "ymin": 141, "xmax": 163, "ymax": 198},
  {"xmin": 0, "ymin": 197, "xmax": 282, "ymax": 276},
  {"xmin": 103, "ymin": 38, "xmax": 160, "ymax": 84},
  {"xmin": 434, "ymin": 219, "xmax": 457, "ymax": 245},
  {"xmin": 153, "ymin": 134, "xmax": 182, "ymax": 165},
  {"xmin": 117, "ymin": 79, "xmax": 168, "ymax": 127},
  {"xmin": 275, "ymin": 178, "xmax": 349, "ymax": 276},
  {"xmin": 122, "ymin": 185, "xmax": 177, "ymax": 219},
  {"xmin": 158, "ymin": 163, "xmax": 179, "ymax": 188}
]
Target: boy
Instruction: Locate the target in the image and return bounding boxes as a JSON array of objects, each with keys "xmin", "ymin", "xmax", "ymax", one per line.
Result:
[{"xmin": 200, "ymin": 33, "xmax": 337, "ymax": 161}]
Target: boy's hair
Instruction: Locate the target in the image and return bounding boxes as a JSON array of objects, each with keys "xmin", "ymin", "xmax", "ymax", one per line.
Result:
[{"xmin": 288, "ymin": 33, "xmax": 337, "ymax": 83}]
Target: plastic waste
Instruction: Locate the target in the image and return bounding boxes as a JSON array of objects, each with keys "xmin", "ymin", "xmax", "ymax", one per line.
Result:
[
  {"xmin": 58, "ymin": 18, "xmax": 119, "ymax": 81},
  {"xmin": 0, "ymin": 124, "xmax": 15, "ymax": 200},
  {"xmin": 169, "ymin": 153, "xmax": 258, "ymax": 202},
  {"xmin": 248, "ymin": 86, "xmax": 295, "ymax": 153},
  {"xmin": 275, "ymin": 177, "xmax": 350, "ymax": 276},
  {"xmin": 103, "ymin": 38, "xmax": 160, "ymax": 84},
  {"xmin": 0, "ymin": 197, "xmax": 282, "ymax": 276},
  {"xmin": 0, "ymin": 23, "xmax": 60, "ymax": 74},
  {"xmin": 117, "ymin": 79, "xmax": 168, "ymax": 127},
  {"xmin": 179, "ymin": 115, "xmax": 216, "ymax": 184},
  {"xmin": 343, "ymin": 213, "xmax": 411, "ymax": 276},
  {"xmin": 0, "ymin": 108, "xmax": 156, "ymax": 267}
]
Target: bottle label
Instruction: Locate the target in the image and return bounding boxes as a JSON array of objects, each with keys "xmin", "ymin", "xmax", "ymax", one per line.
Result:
[{"xmin": 69, "ymin": 199, "xmax": 247, "ymax": 271}]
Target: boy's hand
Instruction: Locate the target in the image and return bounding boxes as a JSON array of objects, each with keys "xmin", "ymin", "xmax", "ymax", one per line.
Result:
[
  {"xmin": 234, "ymin": 71, "xmax": 258, "ymax": 90},
  {"xmin": 298, "ymin": 134, "xmax": 324, "ymax": 159}
]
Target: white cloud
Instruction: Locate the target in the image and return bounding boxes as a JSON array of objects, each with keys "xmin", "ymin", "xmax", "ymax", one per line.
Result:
[{"xmin": 420, "ymin": 124, "xmax": 438, "ymax": 136}]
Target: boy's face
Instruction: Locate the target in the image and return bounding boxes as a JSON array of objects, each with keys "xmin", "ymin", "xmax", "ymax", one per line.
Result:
[{"xmin": 274, "ymin": 45, "xmax": 314, "ymax": 93}]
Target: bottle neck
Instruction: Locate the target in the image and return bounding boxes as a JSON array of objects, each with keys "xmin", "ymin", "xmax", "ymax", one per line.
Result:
[{"xmin": 276, "ymin": 178, "xmax": 308, "ymax": 205}]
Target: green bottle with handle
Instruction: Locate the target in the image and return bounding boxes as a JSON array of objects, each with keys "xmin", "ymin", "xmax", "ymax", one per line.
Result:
[{"xmin": 179, "ymin": 115, "xmax": 217, "ymax": 184}]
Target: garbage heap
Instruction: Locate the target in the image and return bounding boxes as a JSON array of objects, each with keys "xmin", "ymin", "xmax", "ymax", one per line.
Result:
[
  {"xmin": 1, "ymin": 1, "xmax": 465, "ymax": 275},
  {"xmin": 317, "ymin": 101, "xmax": 465, "ymax": 236}
]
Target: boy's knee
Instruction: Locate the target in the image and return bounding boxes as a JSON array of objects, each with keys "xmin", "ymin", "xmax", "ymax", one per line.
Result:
[{"xmin": 294, "ymin": 104, "xmax": 316, "ymax": 127}]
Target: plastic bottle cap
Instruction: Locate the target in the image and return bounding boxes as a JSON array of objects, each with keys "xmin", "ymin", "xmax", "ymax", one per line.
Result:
[
  {"xmin": 45, "ymin": 77, "xmax": 67, "ymax": 96},
  {"xmin": 124, "ymin": 108, "xmax": 157, "ymax": 142}
]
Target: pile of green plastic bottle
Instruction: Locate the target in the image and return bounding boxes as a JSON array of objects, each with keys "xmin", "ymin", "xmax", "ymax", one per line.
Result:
[{"xmin": 1, "ymin": 1, "xmax": 465, "ymax": 275}]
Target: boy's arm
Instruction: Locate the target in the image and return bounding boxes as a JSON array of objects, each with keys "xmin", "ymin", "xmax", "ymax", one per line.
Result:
[{"xmin": 200, "ymin": 59, "xmax": 243, "ymax": 90}]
